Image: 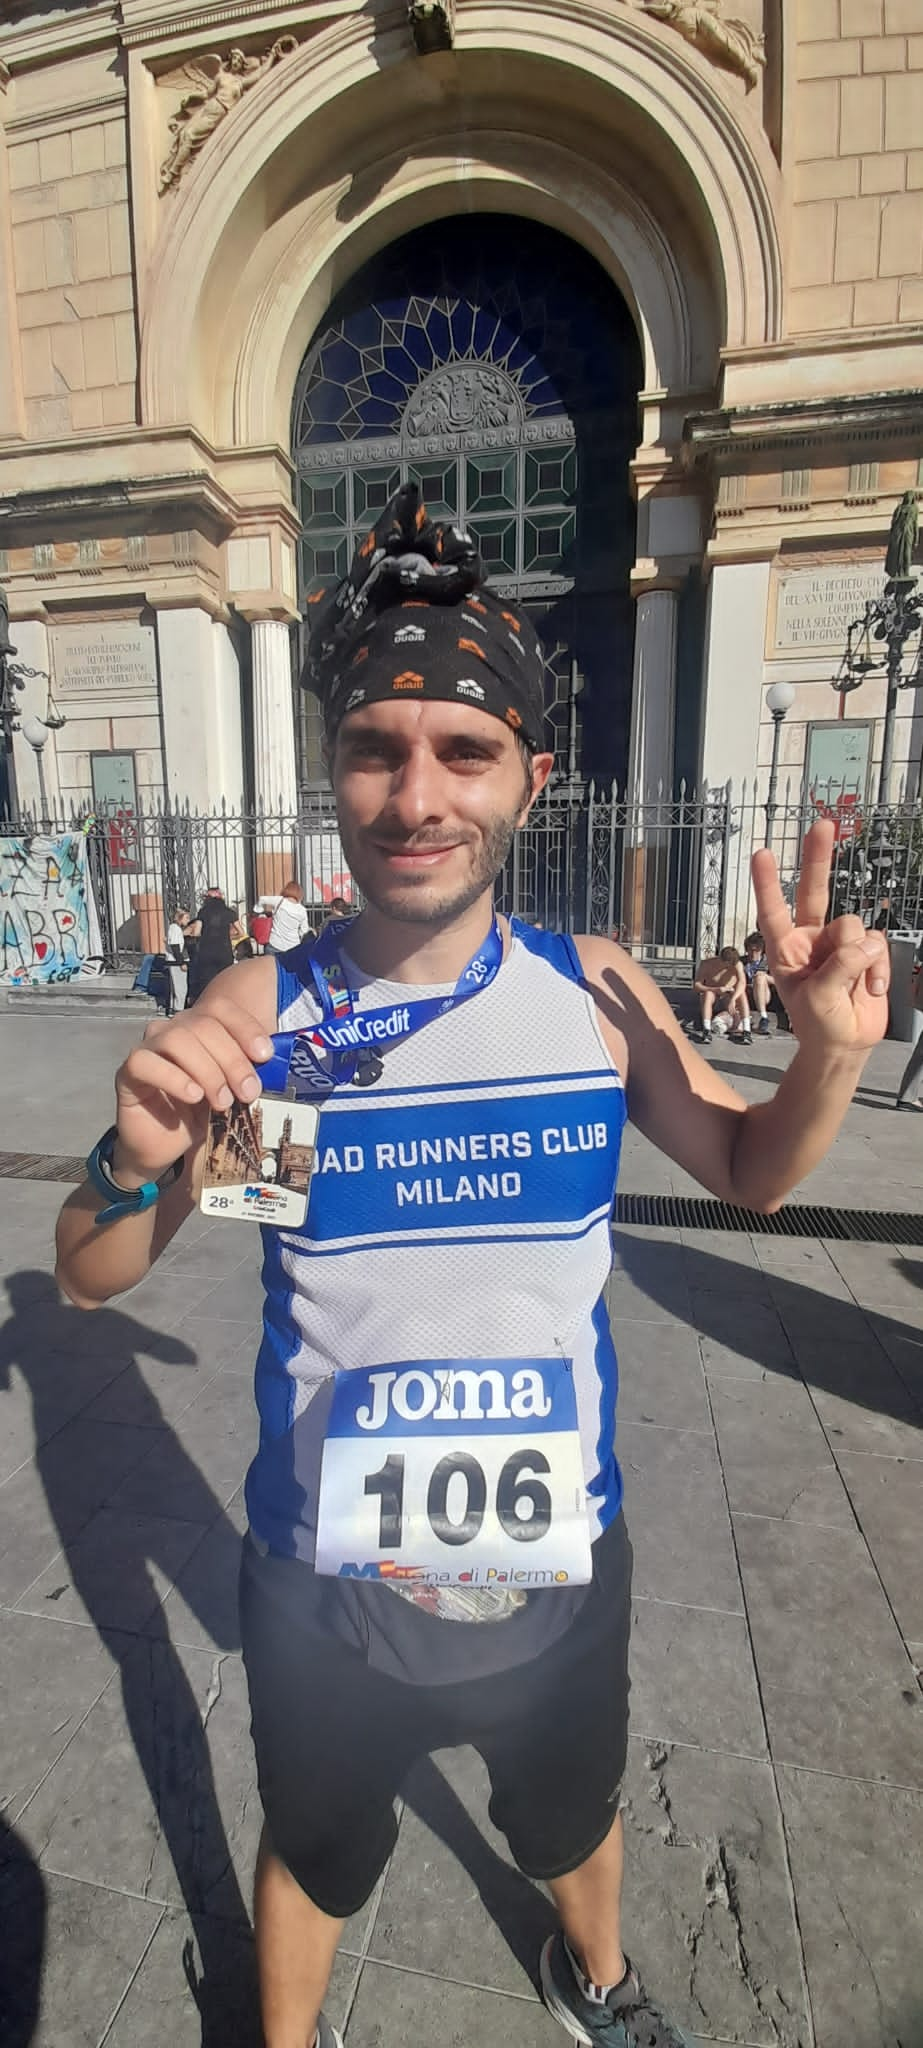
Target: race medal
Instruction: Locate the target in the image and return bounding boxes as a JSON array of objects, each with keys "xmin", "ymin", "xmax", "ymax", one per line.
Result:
[
  {"xmin": 199, "ymin": 1094, "xmax": 319, "ymax": 1228},
  {"xmin": 314, "ymin": 1357, "xmax": 593, "ymax": 1591}
]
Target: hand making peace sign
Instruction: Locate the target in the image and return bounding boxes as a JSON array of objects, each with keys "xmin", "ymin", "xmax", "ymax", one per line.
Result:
[{"xmin": 751, "ymin": 818, "xmax": 890, "ymax": 1053}]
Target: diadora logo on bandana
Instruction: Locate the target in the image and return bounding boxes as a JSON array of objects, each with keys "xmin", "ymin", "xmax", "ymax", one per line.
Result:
[
  {"xmin": 456, "ymin": 678, "xmax": 485, "ymax": 701},
  {"xmin": 461, "ymin": 611, "xmax": 487, "ymax": 634},
  {"xmin": 354, "ymin": 1364, "xmax": 553, "ymax": 1433},
  {"xmin": 344, "ymin": 688, "xmax": 367, "ymax": 712},
  {"xmin": 394, "ymin": 623, "xmax": 426, "ymax": 644},
  {"xmin": 393, "ymin": 671, "xmax": 424, "ymax": 690},
  {"xmin": 310, "ymin": 1004, "xmax": 411, "ymax": 1050}
]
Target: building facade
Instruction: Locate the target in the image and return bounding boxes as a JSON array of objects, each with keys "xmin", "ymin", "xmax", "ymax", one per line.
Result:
[{"xmin": 1, "ymin": 0, "xmax": 921, "ymax": 834}]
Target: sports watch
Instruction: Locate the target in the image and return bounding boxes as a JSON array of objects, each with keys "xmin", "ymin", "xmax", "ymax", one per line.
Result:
[{"xmin": 86, "ymin": 1124, "xmax": 185, "ymax": 1227}]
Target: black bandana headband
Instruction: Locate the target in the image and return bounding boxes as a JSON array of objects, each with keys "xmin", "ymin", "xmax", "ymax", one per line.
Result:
[{"xmin": 303, "ymin": 483, "xmax": 548, "ymax": 751}]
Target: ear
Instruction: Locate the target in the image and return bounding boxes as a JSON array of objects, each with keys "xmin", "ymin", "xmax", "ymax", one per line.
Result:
[{"xmin": 518, "ymin": 750, "xmax": 554, "ymax": 824}]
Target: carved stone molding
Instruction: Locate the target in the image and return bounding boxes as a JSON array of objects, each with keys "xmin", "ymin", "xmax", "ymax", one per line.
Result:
[{"xmin": 158, "ymin": 35, "xmax": 299, "ymax": 194}]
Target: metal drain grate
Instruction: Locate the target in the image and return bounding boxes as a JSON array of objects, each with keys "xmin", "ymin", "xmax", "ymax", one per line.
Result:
[
  {"xmin": 615, "ymin": 1193, "xmax": 923, "ymax": 1244},
  {"xmin": 1, "ymin": 1152, "xmax": 920, "ymax": 1245},
  {"xmin": 0, "ymin": 1151, "xmax": 87, "ymax": 1183}
]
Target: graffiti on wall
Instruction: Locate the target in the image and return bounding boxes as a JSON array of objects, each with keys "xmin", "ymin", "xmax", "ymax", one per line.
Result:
[{"xmin": 0, "ymin": 834, "xmax": 93, "ymax": 983}]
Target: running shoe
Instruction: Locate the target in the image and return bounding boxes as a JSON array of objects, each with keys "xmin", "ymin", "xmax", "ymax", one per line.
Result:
[
  {"xmin": 540, "ymin": 1933, "xmax": 694, "ymax": 2047},
  {"xmin": 316, "ymin": 2016, "xmax": 344, "ymax": 2048},
  {"xmin": 757, "ymin": 1015, "xmax": 771, "ymax": 1036}
]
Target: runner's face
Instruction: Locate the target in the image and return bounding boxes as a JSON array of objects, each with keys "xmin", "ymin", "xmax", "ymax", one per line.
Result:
[{"xmin": 331, "ymin": 701, "xmax": 552, "ymax": 925}]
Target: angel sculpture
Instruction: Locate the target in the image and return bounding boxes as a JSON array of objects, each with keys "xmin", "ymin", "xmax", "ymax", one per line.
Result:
[
  {"xmin": 158, "ymin": 36, "xmax": 298, "ymax": 194},
  {"xmin": 638, "ymin": 0, "xmax": 765, "ymax": 91}
]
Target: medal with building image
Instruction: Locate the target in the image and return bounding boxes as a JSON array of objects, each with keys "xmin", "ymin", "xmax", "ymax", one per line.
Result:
[{"xmin": 200, "ymin": 1093, "xmax": 319, "ymax": 1227}]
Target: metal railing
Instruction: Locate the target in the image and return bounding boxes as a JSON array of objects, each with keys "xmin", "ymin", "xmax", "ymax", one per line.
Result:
[{"xmin": 13, "ymin": 777, "xmax": 923, "ymax": 973}]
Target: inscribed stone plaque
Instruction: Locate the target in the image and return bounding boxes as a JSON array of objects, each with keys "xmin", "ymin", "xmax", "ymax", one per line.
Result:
[
  {"xmin": 51, "ymin": 622, "xmax": 158, "ymax": 698},
  {"xmin": 772, "ymin": 567, "xmax": 883, "ymax": 654}
]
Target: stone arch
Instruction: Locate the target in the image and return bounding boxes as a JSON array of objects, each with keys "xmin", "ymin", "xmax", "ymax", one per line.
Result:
[{"xmin": 140, "ymin": 2, "xmax": 784, "ymax": 445}]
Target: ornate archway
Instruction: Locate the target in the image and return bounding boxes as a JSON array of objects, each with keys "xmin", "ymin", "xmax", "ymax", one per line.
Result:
[{"xmin": 291, "ymin": 216, "xmax": 642, "ymax": 785}]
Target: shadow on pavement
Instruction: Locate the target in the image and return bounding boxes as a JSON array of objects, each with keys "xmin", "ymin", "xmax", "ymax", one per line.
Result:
[
  {"xmin": 614, "ymin": 1236, "xmax": 923, "ymax": 1424},
  {"xmin": 0, "ymin": 1271, "xmax": 259, "ymax": 2048},
  {"xmin": 402, "ymin": 1754, "xmax": 557, "ymax": 1985},
  {"xmin": 0, "ymin": 1818, "xmax": 45, "ymax": 2047}
]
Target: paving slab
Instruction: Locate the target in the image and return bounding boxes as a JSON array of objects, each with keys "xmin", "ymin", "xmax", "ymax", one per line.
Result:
[
  {"xmin": 0, "ymin": 1858, "xmax": 163, "ymax": 2048},
  {"xmin": 614, "ymin": 1319, "xmax": 712, "ymax": 1433},
  {"xmin": 370, "ymin": 1746, "xmax": 554, "ymax": 1997},
  {"xmin": 620, "ymin": 1423, "xmax": 744, "ymax": 1614},
  {"xmin": 0, "ymin": 1610, "xmax": 121, "ymax": 1820},
  {"xmin": 734, "ymin": 1513, "xmax": 923, "ymax": 1787},
  {"xmin": 17, "ymin": 1636, "xmax": 257, "ymax": 1924},
  {"xmin": 708, "ymin": 1376, "xmax": 854, "ymax": 1528},
  {"xmin": 834, "ymin": 1449, "xmax": 923, "ymax": 1642},
  {"xmin": 629, "ymin": 1598, "xmax": 768, "ymax": 1760},
  {"xmin": 619, "ymin": 1738, "xmax": 810, "ymax": 2047},
  {"xmin": 777, "ymin": 1765, "xmax": 923, "ymax": 2048}
]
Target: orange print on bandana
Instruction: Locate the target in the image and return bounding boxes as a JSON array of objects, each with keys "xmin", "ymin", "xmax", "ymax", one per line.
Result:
[
  {"xmin": 458, "ymin": 638, "xmax": 486, "ymax": 661},
  {"xmin": 502, "ymin": 611, "xmax": 521, "ymax": 633},
  {"xmin": 467, "ymin": 598, "xmax": 487, "ymax": 615},
  {"xmin": 393, "ymin": 671, "xmax": 424, "ymax": 690},
  {"xmin": 351, "ymin": 646, "xmax": 370, "ymax": 666},
  {"xmin": 505, "ymin": 706, "xmax": 523, "ymax": 730}
]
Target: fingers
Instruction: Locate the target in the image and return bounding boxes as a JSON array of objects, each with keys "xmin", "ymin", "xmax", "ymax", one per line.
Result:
[
  {"xmin": 119, "ymin": 1012, "xmax": 271, "ymax": 1116},
  {"xmin": 750, "ymin": 846, "xmax": 793, "ymax": 952},
  {"xmin": 793, "ymin": 818, "xmax": 836, "ymax": 929},
  {"xmin": 807, "ymin": 932, "xmax": 890, "ymax": 1003},
  {"xmin": 188, "ymin": 991, "xmax": 274, "ymax": 1066}
]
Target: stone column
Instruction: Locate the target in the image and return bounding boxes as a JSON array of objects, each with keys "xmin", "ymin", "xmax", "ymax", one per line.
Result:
[
  {"xmin": 698, "ymin": 558, "xmax": 774, "ymax": 947},
  {"xmin": 626, "ymin": 587, "xmax": 680, "ymax": 808},
  {"xmin": 251, "ymin": 618, "xmax": 297, "ymax": 810},
  {"xmin": 251, "ymin": 618, "xmax": 298, "ymax": 897},
  {"xmin": 622, "ymin": 586, "xmax": 680, "ymax": 948}
]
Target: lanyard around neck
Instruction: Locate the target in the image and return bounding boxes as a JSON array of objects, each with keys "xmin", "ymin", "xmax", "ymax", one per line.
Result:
[{"xmin": 257, "ymin": 916, "xmax": 505, "ymax": 1097}]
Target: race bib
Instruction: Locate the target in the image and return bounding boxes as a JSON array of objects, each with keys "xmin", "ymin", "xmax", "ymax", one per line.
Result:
[{"xmin": 314, "ymin": 1358, "xmax": 592, "ymax": 1592}]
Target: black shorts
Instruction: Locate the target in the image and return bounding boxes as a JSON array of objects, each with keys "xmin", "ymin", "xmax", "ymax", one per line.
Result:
[{"xmin": 239, "ymin": 1513, "xmax": 633, "ymax": 1918}]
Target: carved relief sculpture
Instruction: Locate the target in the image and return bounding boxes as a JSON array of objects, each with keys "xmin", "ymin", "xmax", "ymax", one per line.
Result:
[
  {"xmin": 886, "ymin": 492, "xmax": 919, "ymax": 583},
  {"xmin": 404, "ymin": 364, "xmax": 521, "ymax": 439},
  {"xmin": 158, "ymin": 36, "xmax": 299, "ymax": 193},
  {"xmin": 636, "ymin": 0, "xmax": 765, "ymax": 91}
]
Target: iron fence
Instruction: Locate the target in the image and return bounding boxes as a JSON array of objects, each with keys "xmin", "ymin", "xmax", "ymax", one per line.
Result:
[{"xmin": 17, "ymin": 777, "xmax": 923, "ymax": 973}]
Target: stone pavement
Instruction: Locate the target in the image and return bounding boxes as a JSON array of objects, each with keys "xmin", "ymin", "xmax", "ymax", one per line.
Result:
[{"xmin": 0, "ymin": 1010, "xmax": 921, "ymax": 2048}]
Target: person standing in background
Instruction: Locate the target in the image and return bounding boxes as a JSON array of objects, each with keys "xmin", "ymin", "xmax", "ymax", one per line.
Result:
[
  {"xmin": 268, "ymin": 880, "xmax": 312, "ymax": 955},
  {"xmin": 185, "ymin": 889, "xmax": 242, "ymax": 1005},
  {"xmin": 896, "ymin": 935, "xmax": 923, "ymax": 1109}
]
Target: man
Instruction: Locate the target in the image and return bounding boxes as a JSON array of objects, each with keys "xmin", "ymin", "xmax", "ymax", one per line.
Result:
[
  {"xmin": 742, "ymin": 929, "xmax": 773, "ymax": 1037},
  {"xmin": 692, "ymin": 944, "xmax": 750, "ymax": 1045},
  {"xmin": 56, "ymin": 489, "xmax": 889, "ymax": 2048}
]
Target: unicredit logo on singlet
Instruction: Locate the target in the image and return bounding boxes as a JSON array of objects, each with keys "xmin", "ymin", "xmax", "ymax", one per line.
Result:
[{"xmin": 310, "ymin": 1005, "xmax": 411, "ymax": 1050}]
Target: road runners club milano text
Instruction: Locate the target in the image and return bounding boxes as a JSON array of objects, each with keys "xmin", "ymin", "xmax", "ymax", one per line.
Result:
[{"xmin": 313, "ymin": 1120, "xmax": 611, "ymax": 1209}]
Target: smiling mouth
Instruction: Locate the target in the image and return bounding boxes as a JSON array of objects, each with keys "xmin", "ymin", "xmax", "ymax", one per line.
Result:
[{"xmin": 372, "ymin": 842, "xmax": 463, "ymax": 867}]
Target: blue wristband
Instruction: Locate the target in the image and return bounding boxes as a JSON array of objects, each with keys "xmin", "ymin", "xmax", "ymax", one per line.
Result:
[{"xmin": 86, "ymin": 1125, "xmax": 184, "ymax": 1227}]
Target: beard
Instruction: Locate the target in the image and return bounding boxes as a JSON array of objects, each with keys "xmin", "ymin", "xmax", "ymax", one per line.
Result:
[{"xmin": 338, "ymin": 804, "xmax": 521, "ymax": 926}]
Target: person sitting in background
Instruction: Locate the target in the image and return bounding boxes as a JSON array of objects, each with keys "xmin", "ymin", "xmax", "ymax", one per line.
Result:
[
  {"xmin": 742, "ymin": 931, "xmax": 773, "ymax": 1037},
  {"xmin": 321, "ymin": 893, "xmax": 352, "ymax": 931},
  {"xmin": 693, "ymin": 945, "xmax": 751, "ymax": 1045},
  {"xmin": 268, "ymin": 879, "xmax": 311, "ymax": 954}
]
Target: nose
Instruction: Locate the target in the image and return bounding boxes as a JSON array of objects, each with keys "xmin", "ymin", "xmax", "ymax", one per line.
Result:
[{"xmin": 387, "ymin": 743, "xmax": 449, "ymax": 835}]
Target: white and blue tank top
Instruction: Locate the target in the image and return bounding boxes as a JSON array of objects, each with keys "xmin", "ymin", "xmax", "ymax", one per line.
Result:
[{"xmin": 244, "ymin": 920, "xmax": 628, "ymax": 1675}]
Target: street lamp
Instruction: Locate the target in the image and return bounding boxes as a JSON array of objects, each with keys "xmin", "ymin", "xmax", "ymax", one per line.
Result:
[
  {"xmin": 831, "ymin": 492, "xmax": 922, "ymax": 805},
  {"xmin": 22, "ymin": 715, "xmax": 52, "ymax": 827},
  {"xmin": 764, "ymin": 679, "xmax": 795, "ymax": 849},
  {"xmin": 0, "ymin": 582, "xmax": 65, "ymax": 827}
]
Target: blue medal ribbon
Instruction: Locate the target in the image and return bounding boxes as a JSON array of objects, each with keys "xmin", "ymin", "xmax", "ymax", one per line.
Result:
[{"xmin": 257, "ymin": 916, "xmax": 505, "ymax": 1097}]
